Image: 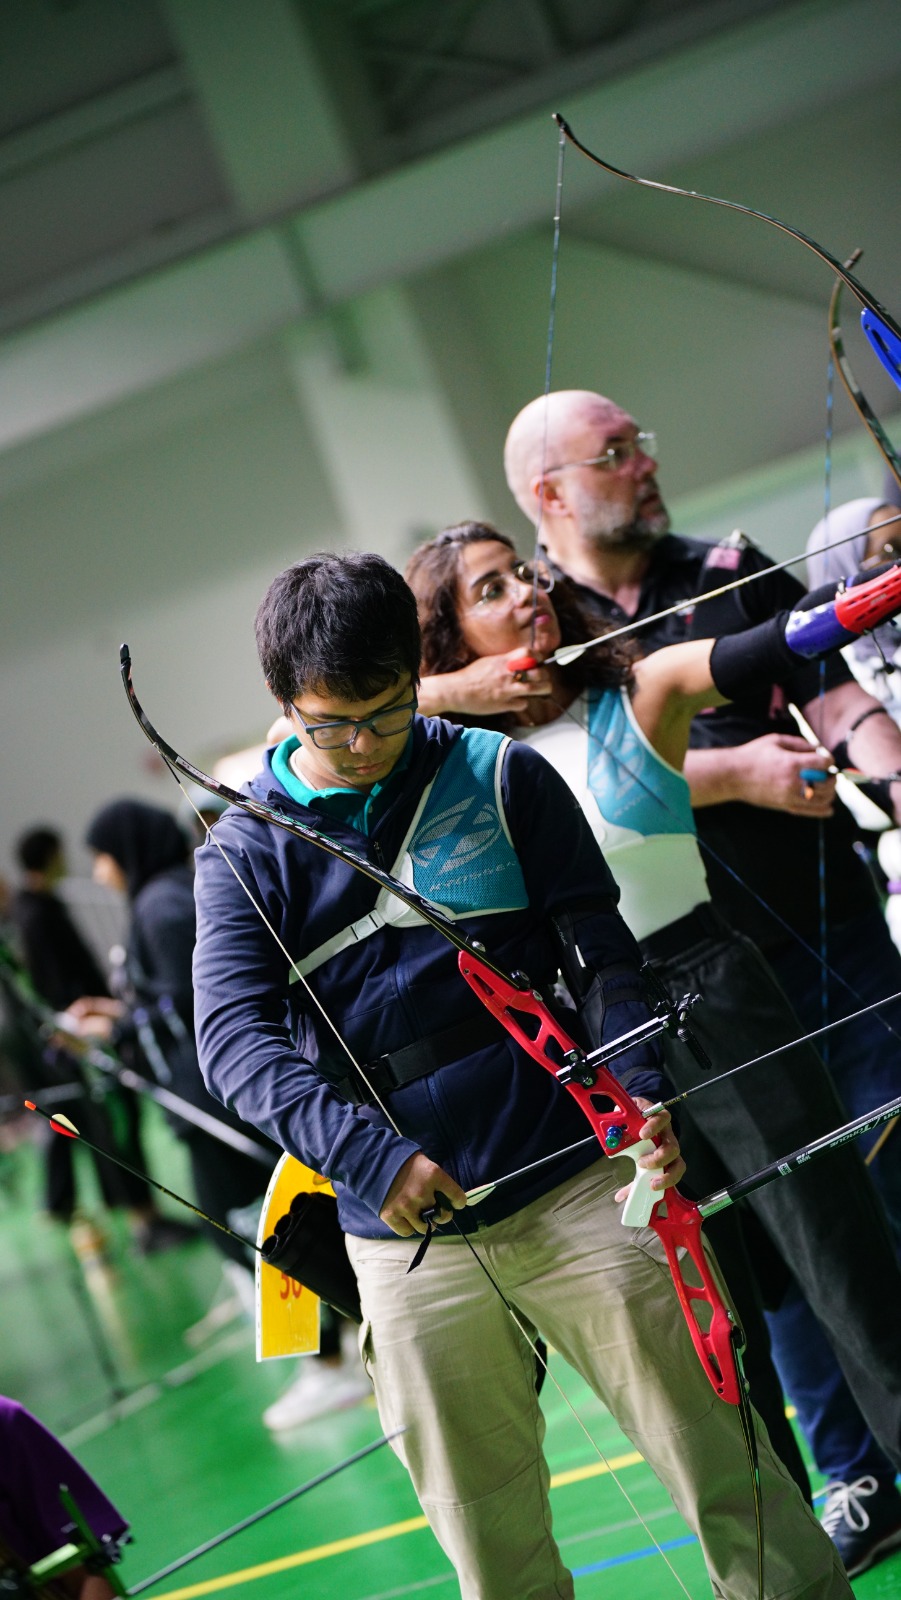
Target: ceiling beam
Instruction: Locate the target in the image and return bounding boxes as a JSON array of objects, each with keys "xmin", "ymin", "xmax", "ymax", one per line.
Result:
[{"xmin": 0, "ymin": 0, "xmax": 896, "ymax": 455}]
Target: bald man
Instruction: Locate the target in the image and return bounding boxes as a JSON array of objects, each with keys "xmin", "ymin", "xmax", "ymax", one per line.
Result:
[
  {"xmin": 417, "ymin": 389, "xmax": 901, "ymax": 1574},
  {"xmin": 500, "ymin": 388, "xmax": 901, "ymax": 1575}
]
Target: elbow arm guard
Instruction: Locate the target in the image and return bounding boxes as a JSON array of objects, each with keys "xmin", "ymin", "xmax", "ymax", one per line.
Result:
[
  {"xmin": 709, "ymin": 562, "xmax": 901, "ymax": 698},
  {"xmin": 785, "ymin": 562, "xmax": 901, "ymax": 659}
]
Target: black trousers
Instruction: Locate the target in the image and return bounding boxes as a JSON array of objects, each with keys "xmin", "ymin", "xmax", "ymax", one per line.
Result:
[{"xmin": 643, "ymin": 903, "xmax": 901, "ymax": 1478}]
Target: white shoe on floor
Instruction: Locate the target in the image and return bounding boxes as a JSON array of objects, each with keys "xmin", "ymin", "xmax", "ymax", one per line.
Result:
[
  {"xmin": 263, "ymin": 1358, "xmax": 371, "ymax": 1431},
  {"xmin": 184, "ymin": 1261, "xmax": 254, "ymax": 1348}
]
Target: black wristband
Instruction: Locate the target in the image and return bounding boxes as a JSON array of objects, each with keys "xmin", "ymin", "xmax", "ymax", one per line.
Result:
[{"xmin": 847, "ymin": 702, "xmax": 890, "ymax": 739}]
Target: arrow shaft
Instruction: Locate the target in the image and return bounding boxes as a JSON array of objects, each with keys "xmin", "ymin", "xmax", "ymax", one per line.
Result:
[{"xmin": 699, "ymin": 1094, "xmax": 901, "ymax": 1217}]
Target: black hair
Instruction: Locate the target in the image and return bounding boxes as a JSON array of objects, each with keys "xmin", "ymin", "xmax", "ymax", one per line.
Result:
[
  {"xmin": 255, "ymin": 553, "xmax": 422, "ymax": 708},
  {"xmin": 16, "ymin": 827, "xmax": 62, "ymax": 873},
  {"xmin": 85, "ymin": 799, "xmax": 188, "ymax": 901}
]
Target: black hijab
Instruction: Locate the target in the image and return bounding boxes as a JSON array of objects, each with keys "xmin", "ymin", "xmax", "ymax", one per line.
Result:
[{"xmin": 85, "ymin": 800, "xmax": 189, "ymax": 901}]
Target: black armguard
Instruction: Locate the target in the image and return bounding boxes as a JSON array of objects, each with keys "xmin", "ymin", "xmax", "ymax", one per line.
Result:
[
  {"xmin": 708, "ymin": 565, "xmax": 899, "ymax": 702},
  {"xmin": 551, "ymin": 907, "xmax": 663, "ymax": 1099},
  {"xmin": 708, "ymin": 614, "xmax": 798, "ymax": 700}
]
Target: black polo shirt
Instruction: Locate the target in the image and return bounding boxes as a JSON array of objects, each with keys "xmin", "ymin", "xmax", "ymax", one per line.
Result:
[{"xmin": 548, "ymin": 534, "xmax": 877, "ymax": 953}]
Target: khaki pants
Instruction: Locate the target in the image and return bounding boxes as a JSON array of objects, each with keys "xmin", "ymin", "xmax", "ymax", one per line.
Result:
[{"xmin": 347, "ymin": 1161, "xmax": 851, "ymax": 1600}]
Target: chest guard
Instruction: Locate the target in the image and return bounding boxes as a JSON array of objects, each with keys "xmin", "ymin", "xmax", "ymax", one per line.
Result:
[{"xmin": 292, "ymin": 729, "xmax": 528, "ymax": 981}]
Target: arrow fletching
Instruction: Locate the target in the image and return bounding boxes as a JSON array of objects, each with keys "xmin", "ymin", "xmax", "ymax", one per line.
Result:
[{"xmin": 25, "ymin": 1101, "xmax": 80, "ymax": 1138}]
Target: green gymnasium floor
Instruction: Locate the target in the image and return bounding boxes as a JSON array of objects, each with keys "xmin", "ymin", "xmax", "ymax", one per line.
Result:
[{"xmin": 2, "ymin": 1117, "xmax": 899, "ymax": 1600}]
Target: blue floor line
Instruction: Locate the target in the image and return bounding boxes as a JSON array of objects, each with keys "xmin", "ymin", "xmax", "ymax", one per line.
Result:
[{"xmin": 572, "ymin": 1533, "xmax": 697, "ymax": 1574}]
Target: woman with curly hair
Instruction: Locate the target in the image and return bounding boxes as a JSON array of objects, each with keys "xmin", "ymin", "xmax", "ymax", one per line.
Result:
[
  {"xmin": 409, "ymin": 519, "xmax": 738, "ymax": 941},
  {"xmin": 406, "ymin": 520, "xmax": 901, "ymax": 1516}
]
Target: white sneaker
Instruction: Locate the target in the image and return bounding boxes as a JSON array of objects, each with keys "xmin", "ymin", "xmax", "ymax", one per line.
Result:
[
  {"xmin": 262, "ymin": 1359, "xmax": 371, "ymax": 1431},
  {"xmin": 184, "ymin": 1261, "xmax": 255, "ymax": 1348},
  {"xmin": 222, "ymin": 1260, "xmax": 256, "ymax": 1319}
]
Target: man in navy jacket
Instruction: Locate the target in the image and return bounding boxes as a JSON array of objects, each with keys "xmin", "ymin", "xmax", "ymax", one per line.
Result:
[{"xmin": 192, "ymin": 552, "xmax": 849, "ymax": 1600}]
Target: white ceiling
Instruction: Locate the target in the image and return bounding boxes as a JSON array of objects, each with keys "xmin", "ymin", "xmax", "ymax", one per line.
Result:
[
  {"xmin": 1, "ymin": 0, "xmax": 900, "ymax": 650},
  {"xmin": 1, "ymin": 0, "xmax": 900, "ymax": 877}
]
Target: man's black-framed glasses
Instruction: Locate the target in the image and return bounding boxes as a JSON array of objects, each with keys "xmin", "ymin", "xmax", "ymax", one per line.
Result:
[
  {"xmin": 288, "ymin": 695, "xmax": 419, "ymax": 749},
  {"xmin": 548, "ymin": 430, "xmax": 657, "ymax": 474},
  {"xmin": 473, "ymin": 559, "xmax": 555, "ymax": 610}
]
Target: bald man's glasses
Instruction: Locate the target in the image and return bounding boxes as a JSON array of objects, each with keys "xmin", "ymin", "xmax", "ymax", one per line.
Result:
[{"xmin": 549, "ymin": 430, "xmax": 657, "ymax": 474}]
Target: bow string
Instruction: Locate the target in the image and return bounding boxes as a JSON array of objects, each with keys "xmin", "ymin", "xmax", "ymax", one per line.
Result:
[
  {"xmin": 553, "ymin": 114, "xmax": 901, "ymax": 403},
  {"xmin": 120, "ymin": 646, "xmax": 739, "ymax": 1400},
  {"xmin": 120, "ymin": 646, "xmax": 743, "ymax": 1599}
]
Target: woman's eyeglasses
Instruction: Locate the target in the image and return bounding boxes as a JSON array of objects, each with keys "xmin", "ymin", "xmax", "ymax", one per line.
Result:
[{"xmin": 473, "ymin": 560, "xmax": 555, "ymax": 610}]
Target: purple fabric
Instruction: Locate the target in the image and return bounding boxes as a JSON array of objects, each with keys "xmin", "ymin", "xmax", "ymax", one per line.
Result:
[{"xmin": 0, "ymin": 1397, "xmax": 128, "ymax": 1566}]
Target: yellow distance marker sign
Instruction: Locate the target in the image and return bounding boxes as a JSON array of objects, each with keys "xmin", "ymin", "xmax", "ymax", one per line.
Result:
[{"xmin": 256, "ymin": 1154, "xmax": 335, "ymax": 1361}]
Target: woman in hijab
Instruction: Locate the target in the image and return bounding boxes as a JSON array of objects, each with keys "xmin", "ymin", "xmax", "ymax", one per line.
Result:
[
  {"xmin": 807, "ymin": 492, "xmax": 901, "ymax": 1054},
  {"xmin": 806, "ymin": 498, "xmax": 901, "ymax": 708},
  {"xmin": 74, "ymin": 799, "xmax": 275, "ymax": 1268}
]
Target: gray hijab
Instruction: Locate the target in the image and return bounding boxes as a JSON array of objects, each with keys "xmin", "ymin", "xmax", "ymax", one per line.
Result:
[
  {"xmin": 805, "ymin": 497, "xmax": 885, "ymax": 587},
  {"xmin": 806, "ymin": 498, "xmax": 899, "ymax": 687}
]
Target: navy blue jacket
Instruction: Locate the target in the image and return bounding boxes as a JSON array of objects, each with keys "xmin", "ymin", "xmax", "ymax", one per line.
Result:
[{"xmin": 193, "ymin": 715, "xmax": 663, "ymax": 1237}]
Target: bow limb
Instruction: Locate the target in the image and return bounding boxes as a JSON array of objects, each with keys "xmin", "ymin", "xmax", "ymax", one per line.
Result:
[
  {"xmin": 553, "ymin": 114, "xmax": 901, "ymax": 342},
  {"xmin": 121, "ymin": 647, "xmax": 739, "ymax": 1397},
  {"xmin": 121, "ymin": 646, "xmax": 511, "ymax": 986},
  {"xmin": 829, "ymin": 262, "xmax": 901, "ymax": 495},
  {"xmin": 554, "ymin": 114, "xmax": 901, "ymax": 498}
]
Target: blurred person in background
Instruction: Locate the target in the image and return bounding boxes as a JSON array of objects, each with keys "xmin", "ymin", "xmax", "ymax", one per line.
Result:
[
  {"xmin": 806, "ymin": 499, "xmax": 901, "ymax": 955},
  {"xmin": 806, "ymin": 499, "xmax": 901, "ymax": 710},
  {"xmin": 70, "ymin": 801, "xmax": 277, "ymax": 1301},
  {"xmin": 8, "ymin": 826, "xmax": 168, "ymax": 1246}
]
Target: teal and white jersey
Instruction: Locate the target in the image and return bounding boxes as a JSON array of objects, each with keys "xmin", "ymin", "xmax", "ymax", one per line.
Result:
[
  {"xmin": 522, "ymin": 688, "xmax": 710, "ymax": 941},
  {"xmin": 292, "ymin": 727, "xmax": 528, "ymax": 981}
]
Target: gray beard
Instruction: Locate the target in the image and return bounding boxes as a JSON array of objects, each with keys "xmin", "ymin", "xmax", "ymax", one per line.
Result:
[
  {"xmin": 582, "ymin": 509, "xmax": 670, "ymax": 551},
  {"xmin": 589, "ymin": 520, "xmax": 666, "ymax": 551},
  {"xmin": 570, "ymin": 482, "xmax": 671, "ymax": 550}
]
